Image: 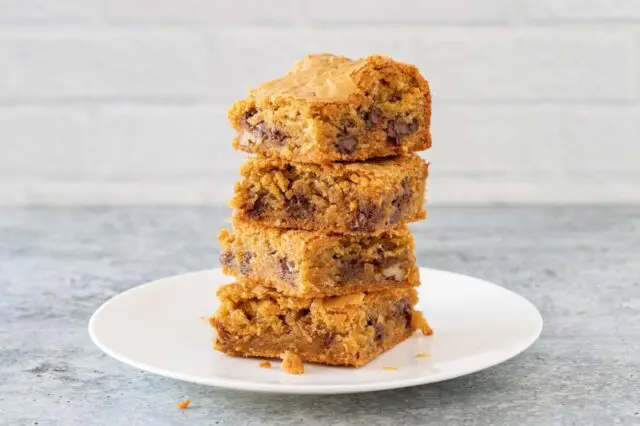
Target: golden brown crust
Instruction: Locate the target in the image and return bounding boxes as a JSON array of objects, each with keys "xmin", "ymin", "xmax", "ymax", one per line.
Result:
[
  {"xmin": 230, "ymin": 154, "xmax": 428, "ymax": 233},
  {"xmin": 228, "ymin": 54, "xmax": 431, "ymax": 163},
  {"xmin": 250, "ymin": 54, "xmax": 428, "ymax": 103}
]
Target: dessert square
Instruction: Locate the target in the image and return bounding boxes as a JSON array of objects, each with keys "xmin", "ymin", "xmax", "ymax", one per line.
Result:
[
  {"xmin": 219, "ymin": 219, "xmax": 419, "ymax": 297},
  {"xmin": 230, "ymin": 154, "xmax": 428, "ymax": 233},
  {"xmin": 228, "ymin": 54, "xmax": 431, "ymax": 163},
  {"xmin": 211, "ymin": 283, "xmax": 430, "ymax": 367}
]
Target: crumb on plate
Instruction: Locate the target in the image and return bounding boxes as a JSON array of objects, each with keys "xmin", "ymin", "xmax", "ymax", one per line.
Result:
[
  {"xmin": 259, "ymin": 360, "xmax": 272, "ymax": 369},
  {"xmin": 281, "ymin": 351, "xmax": 304, "ymax": 375},
  {"xmin": 382, "ymin": 366, "xmax": 398, "ymax": 371},
  {"xmin": 415, "ymin": 353, "xmax": 431, "ymax": 359},
  {"xmin": 177, "ymin": 400, "xmax": 191, "ymax": 410}
]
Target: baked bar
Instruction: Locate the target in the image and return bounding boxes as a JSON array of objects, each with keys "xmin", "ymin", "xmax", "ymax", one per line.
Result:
[
  {"xmin": 211, "ymin": 283, "xmax": 430, "ymax": 367},
  {"xmin": 219, "ymin": 219, "xmax": 419, "ymax": 297},
  {"xmin": 228, "ymin": 54, "xmax": 431, "ymax": 163},
  {"xmin": 230, "ymin": 154, "xmax": 427, "ymax": 233}
]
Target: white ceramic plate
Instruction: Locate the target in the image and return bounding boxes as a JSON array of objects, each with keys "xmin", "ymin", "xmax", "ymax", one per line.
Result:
[{"xmin": 89, "ymin": 268, "xmax": 542, "ymax": 394}]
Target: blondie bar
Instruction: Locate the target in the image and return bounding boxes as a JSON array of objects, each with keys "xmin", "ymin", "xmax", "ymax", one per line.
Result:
[
  {"xmin": 228, "ymin": 54, "xmax": 431, "ymax": 163},
  {"xmin": 230, "ymin": 154, "xmax": 427, "ymax": 233},
  {"xmin": 211, "ymin": 283, "xmax": 430, "ymax": 367},
  {"xmin": 219, "ymin": 219, "xmax": 419, "ymax": 297}
]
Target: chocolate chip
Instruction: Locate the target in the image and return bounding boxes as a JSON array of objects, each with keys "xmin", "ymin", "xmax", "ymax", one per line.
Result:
[
  {"xmin": 363, "ymin": 108, "xmax": 382, "ymax": 130},
  {"xmin": 275, "ymin": 257, "xmax": 296, "ymax": 286},
  {"xmin": 394, "ymin": 298, "xmax": 412, "ymax": 326},
  {"xmin": 389, "ymin": 178, "xmax": 412, "ymax": 224},
  {"xmin": 337, "ymin": 258, "xmax": 365, "ymax": 282},
  {"xmin": 387, "ymin": 118, "xmax": 419, "ymax": 146},
  {"xmin": 349, "ymin": 203, "xmax": 380, "ymax": 232},
  {"xmin": 286, "ymin": 194, "xmax": 315, "ymax": 220},
  {"xmin": 220, "ymin": 251, "xmax": 233, "ymax": 267},
  {"xmin": 245, "ymin": 196, "xmax": 266, "ymax": 218},
  {"xmin": 335, "ymin": 135, "xmax": 358, "ymax": 155},
  {"xmin": 240, "ymin": 252, "xmax": 253, "ymax": 274}
]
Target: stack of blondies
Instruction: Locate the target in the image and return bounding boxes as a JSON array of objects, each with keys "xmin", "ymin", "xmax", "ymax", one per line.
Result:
[{"xmin": 210, "ymin": 54, "xmax": 432, "ymax": 372}]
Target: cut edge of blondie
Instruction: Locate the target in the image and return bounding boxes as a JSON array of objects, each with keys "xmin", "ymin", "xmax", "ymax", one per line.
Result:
[{"xmin": 210, "ymin": 285, "xmax": 432, "ymax": 367}]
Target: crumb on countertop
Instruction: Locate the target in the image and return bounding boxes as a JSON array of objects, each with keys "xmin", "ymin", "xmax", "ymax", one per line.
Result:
[
  {"xmin": 281, "ymin": 351, "xmax": 304, "ymax": 375},
  {"xmin": 415, "ymin": 353, "xmax": 431, "ymax": 359},
  {"xmin": 259, "ymin": 360, "xmax": 272, "ymax": 369},
  {"xmin": 382, "ymin": 366, "xmax": 397, "ymax": 371},
  {"xmin": 177, "ymin": 400, "xmax": 191, "ymax": 410}
]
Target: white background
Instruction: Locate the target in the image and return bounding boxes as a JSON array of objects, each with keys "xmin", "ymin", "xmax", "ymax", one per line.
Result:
[{"xmin": 1, "ymin": 0, "xmax": 639, "ymax": 205}]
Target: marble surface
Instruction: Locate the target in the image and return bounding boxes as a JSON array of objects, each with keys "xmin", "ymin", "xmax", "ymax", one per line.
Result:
[{"xmin": 0, "ymin": 206, "xmax": 638, "ymax": 425}]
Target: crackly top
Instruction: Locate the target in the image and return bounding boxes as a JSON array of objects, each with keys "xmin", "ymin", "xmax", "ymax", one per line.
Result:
[{"xmin": 250, "ymin": 53, "xmax": 423, "ymax": 102}]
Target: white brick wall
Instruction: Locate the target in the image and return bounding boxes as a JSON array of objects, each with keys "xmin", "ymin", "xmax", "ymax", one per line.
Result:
[{"xmin": 0, "ymin": 0, "xmax": 639, "ymax": 205}]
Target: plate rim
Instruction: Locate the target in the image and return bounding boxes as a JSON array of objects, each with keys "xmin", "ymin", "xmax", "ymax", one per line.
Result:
[{"xmin": 88, "ymin": 267, "xmax": 543, "ymax": 395}]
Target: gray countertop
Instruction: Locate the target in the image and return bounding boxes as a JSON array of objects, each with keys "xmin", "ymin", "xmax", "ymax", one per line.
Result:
[{"xmin": 1, "ymin": 206, "xmax": 638, "ymax": 425}]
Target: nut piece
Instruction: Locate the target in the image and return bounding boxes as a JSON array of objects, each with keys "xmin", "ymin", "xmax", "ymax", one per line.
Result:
[
  {"xmin": 381, "ymin": 264, "xmax": 406, "ymax": 281},
  {"xmin": 281, "ymin": 351, "xmax": 304, "ymax": 375},
  {"xmin": 411, "ymin": 311, "xmax": 433, "ymax": 336}
]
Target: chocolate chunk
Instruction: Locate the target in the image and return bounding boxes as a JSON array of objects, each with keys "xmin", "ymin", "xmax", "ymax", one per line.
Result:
[
  {"xmin": 275, "ymin": 257, "xmax": 296, "ymax": 286},
  {"xmin": 335, "ymin": 135, "xmax": 358, "ymax": 155},
  {"xmin": 324, "ymin": 333, "xmax": 335, "ymax": 347},
  {"xmin": 394, "ymin": 298, "xmax": 412, "ymax": 326},
  {"xmin": 245, "ymin": 196, "xmax": 266, "ymax": 218},
  {"xmin": 270, "ymin": 128, "xmax": 287, "ymax": 146},
  {"xmin": 372, "ymin": 256, "xmax": 398, "ymax": 268},
  {"xmin": 240, "ymin": 108, "xmax": 257, "ymax": 128},
  {"xmin": 387, "ymin": 118, "xmax": 419, "ymax": 146},
  {"xmin": 374, "ymin": 322, "xmax": 384, "ymax": 343},
  {"xmin": 389, "ymin": 178, "xmax": 412, "ymax": 224},
  {"xmin": 249, "ymin": 121, "xmax": 288, "ymax": 146},
  {"xmin": 286, "ymin": 194, "xmax": 315, "ymax": 220},
  {"xmin": 367, "ymin": 319, "xmax": 384, "ymax": 343},
  {"xmin": 337, "ymin": 258, "xmax": 365, "ymax": 282},
  {"xmin": 363, "ymin": 108, "xmax": 382, "ymax": 130},
  {"xmin": 240, "ymin": 252, "xmax": 253, "ymax": 274},
  {"xmin": 220, "ymin": 251, "xmax": 233, "ymax": 267},
  {"xmin": 296, "ymin": 308, "xmax": 310, "ymax": 319},
  {"xmin": 349, "ymin": 203, "xmax": 380, "ymax": 232}
]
